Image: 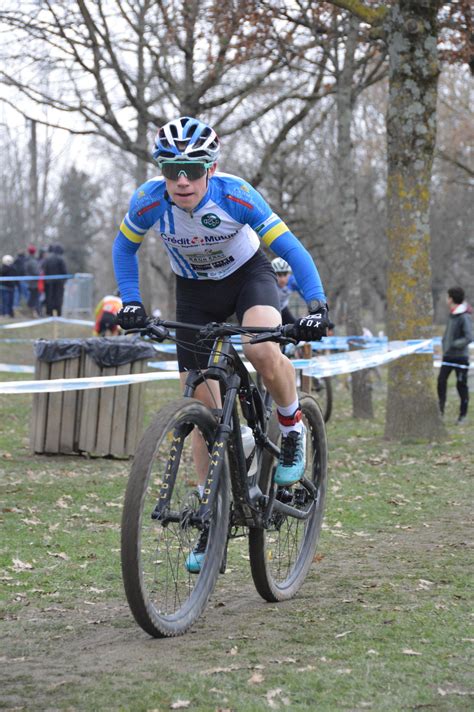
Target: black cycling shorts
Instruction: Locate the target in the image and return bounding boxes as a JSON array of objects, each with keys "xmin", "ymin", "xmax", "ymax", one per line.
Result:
[{"xmin": 175, "ymin": 250, "xmax": 279, "ymax": 371}]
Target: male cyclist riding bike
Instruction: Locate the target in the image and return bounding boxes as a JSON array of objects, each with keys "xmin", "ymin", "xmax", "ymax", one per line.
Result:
[{"xmin": 113, "ymin": 116, "xmax": 330, "ymax": 571}]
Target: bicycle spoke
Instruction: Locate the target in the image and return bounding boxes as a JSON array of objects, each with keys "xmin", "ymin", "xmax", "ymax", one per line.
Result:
[
  {"xmin": 249, "ymin": 394, "xmax": 328, "ymax": 601},
  {"xmin": 121, "ymin": 398, "xmax": 229, "ymax": 637}
]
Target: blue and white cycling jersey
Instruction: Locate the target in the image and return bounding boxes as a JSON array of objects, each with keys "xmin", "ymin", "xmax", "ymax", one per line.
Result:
[{"xmin": 113, "ymin": 172, "xmax": 326, "ymax": 304}]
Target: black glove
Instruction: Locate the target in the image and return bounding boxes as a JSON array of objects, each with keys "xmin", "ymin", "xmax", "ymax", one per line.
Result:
[
  {"xmin": 116, "ymin": 301, "xmax": 148, "ymax": 330},
  {"xmin": 293, "ymin": 300, "xmax": 330, "ymax": 341}
]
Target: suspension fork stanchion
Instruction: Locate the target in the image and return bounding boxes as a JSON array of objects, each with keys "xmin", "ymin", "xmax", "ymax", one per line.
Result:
[
  {"xmin": 151, "ymin": 423, "xmax": 192, "ymax": 520},
  {"xmin": 197, "ymin": 374, "xmax": 240, "ymax": 523}
]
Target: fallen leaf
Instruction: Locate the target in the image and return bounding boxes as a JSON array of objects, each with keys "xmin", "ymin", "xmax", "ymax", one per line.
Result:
[
  {"xmin": 12, "ymin": 558, "xmax": 33, "ymax": 571},
  {"xmin": 335, "ymin": 630, "xmax": 352, "ymax": 639},
  {"xmin": 248, "ymin": 672, "xmax": 264, "ymax": 684},
  {"xmin": 170, "ymin": 701, "xmax": 191, "ymax": 709},
  {"xmin": 265, "ymin": 688, "xmax": 290, "ymax": 709},
  {"xmin": 47, "ymin": 552, "xmax": 69, "ymax": 560},
  {"xmin": 402, "ymin": 649, "xmax": 421, "ymax": 656}
]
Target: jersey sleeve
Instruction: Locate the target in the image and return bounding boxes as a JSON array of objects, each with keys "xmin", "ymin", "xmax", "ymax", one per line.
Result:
[
  {"xmin": 222, "ymin": 178, "xmax": 327, "ymax": 304},
  {"xmin": 112, "ymin": 182, "xmax": 165, "ymax": 303},
  {"xmin": 256, "ymin": 212, "xmax": 326, "ymax": 303}
]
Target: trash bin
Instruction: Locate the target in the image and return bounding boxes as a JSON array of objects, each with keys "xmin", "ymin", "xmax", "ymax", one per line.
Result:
[{"xmin": 30, "ymin": 337, "xmax": 156, "ymax": 457}]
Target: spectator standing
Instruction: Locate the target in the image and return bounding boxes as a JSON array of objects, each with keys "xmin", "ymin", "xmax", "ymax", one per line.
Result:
[
  {"xmin": 1, "ymin": 255, "xmax": 17, "ymax": 317},
  {"xmin": 24, "ymin": 245, "xmax": 41, "ymax": 317},
  {"xmin": 12, "ymin": 251, "xmax": 28, "ymax": 309},
  {"xmin": 437, "ymin": 286, "xmax": 472, "ymax": 424},
  {"xmin": 43, "ymin": 244, "xmax": 68, "ymax": 316}
]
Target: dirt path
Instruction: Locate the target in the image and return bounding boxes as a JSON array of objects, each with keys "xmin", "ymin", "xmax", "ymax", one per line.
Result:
[{"xmin": 2, "ymin": 508, "xmax": 472, "ymax": 710}]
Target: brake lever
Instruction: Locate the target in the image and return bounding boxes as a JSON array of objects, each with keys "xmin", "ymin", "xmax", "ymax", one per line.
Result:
[
  {"xmin": 249, "ymin": 330, "xmax": 298, "ymax": 345},
  {"xmin": 248, "ymin": 332, "xmax": 273, "ymax": 344},
  {"xmin": 147, "ymin": 323, "xmax": 170, "ymax": 341}
]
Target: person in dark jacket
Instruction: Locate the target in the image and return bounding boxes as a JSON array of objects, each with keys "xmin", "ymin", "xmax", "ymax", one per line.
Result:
[
  {"xmin": 24, "ymin": 245, "xmax": 41, "ymax": 317},
  {"xmin": 1, "ymin": 255, "xmax": 17, "ymax": 317},
  {"xmin": 12, "ymin": 251, "xmax": 28, "ymax": 308},
  {"xmin": 437, "ymin": 286, "xmax": 472, "ymax": 424},
  {"xmin": 43, "ymin": 244, "xmax": 68, "ymax": 316}
]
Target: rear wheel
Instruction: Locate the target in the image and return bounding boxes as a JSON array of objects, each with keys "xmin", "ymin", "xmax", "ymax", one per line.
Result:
[
  {"xmin": 311, "ymin": 376, "xmax": 332, "ymax": 422},
  {"xmin": 248, "ymin": 393, "xmax": 328, "ymax": 601},
  {"xmin": 121, "ymin": 398, "xmax": 229, "ymax": 637}
]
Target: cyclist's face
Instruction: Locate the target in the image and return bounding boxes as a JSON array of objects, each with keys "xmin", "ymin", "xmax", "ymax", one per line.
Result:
[
  {"xmin": 165, "ymin": 163, "xmax": 217, "ymax": 211},
  {"xmin": 277, "ymin": 272, "xmax": 290, "ymax": 287}
]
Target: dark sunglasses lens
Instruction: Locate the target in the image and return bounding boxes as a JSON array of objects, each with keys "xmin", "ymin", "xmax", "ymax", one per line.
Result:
[{"xmin": 162, "ymin": 163, "xmax": 207, "ymax": 181}]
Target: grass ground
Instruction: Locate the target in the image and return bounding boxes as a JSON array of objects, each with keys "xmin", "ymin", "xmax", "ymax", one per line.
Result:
[{"xmin": 0, "ymin": 322, "xmax": 472, "ymax": 711}]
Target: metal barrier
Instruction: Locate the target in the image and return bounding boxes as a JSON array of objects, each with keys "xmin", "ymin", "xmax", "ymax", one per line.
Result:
[{"xmin": 62, "ymin": 273, "xmax": 93, "ymax": 318}]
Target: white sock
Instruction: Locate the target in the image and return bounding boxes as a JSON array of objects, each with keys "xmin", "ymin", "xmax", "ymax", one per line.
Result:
[
  {"xmin": 197, "ymin": 485, "xmax": 204, "ymax": 498},
  {"xmin": 277, "ymin": 399, "xmax": 303, "ymax": 436}
]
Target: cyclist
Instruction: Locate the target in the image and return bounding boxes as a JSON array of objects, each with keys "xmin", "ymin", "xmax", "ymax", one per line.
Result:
[
  {"xmin": 271, "ymin": 257, "xmax": 303, "ymax": 325},
  {"xmin": 93, "ymin": 293, "xmax": 123, "ymax": 336},
  {"xmin": 113, "ymin": 117, "xmax": 330, "ymax": 570}
]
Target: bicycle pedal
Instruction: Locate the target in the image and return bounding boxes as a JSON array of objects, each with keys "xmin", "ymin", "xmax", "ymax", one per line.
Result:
[{"xmin": 276, "ymin": 487, "xmax": 294, "ymax": 504}]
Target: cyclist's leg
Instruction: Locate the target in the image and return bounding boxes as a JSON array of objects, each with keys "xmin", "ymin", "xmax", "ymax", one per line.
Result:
[
  {"xmin": 235, "ymin": 258, "xmax": 307, "ymax": 485},
  {"xmin": 242, "ymin": 304, "xmax": 296, "ymax": 407},
  {"xmin": 242, "ymin": 305, "xmax": 306, "ymax": 486}
]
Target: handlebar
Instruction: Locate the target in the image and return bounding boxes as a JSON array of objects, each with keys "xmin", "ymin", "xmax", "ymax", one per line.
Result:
[{"xmin": 130, "ymin": 317, "xmax": 300, "ymax": 345}]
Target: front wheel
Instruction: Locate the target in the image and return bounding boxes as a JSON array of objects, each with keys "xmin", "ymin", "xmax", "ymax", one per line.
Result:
[
  {"xmin": 248, "ymin": 392, "xmax": 328, "ymax": 602},
  {"xmin": 121, "ymin": 398, "xmax": 229, "ymax": 637}
]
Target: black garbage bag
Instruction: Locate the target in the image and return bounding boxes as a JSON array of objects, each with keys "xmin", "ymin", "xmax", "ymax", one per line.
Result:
[
  {"xmin": 34, "ymin": 336, "xmax": 156, "ymax": 367},
  {"xmin": 83, "ymin": 336, "xmax": 156, "ymax": 367},
  {"xmin": 34, "ymin": 339, "xmax": 83, "ymax": 363}
]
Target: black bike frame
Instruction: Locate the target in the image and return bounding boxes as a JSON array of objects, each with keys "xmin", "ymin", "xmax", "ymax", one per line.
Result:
[
  {"xmin": 182, "ymin": 336, "xmax": 273, "ymax": 527},
  {"xmin": 148, "ymin": 322, "xmax": 317, "ymax": 530}
]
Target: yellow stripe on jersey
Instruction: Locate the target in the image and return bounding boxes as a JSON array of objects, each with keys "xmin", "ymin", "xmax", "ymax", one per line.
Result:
[
  {"xmin": 261, "ymin": 221, "xmax": 289, "ymax": 247},
  {"xmin": 120, "ymin": 220, "xmax": 144, "ymax": 244}
]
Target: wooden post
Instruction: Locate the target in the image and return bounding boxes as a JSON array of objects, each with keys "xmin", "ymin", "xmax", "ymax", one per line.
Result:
[{"xmin": 300, "ymin": 342, "xmax": 313, "ymax": 394}]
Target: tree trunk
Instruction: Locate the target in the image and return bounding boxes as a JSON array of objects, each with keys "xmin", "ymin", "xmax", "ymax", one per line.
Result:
[
  {"xmin": 384, "ymin": 0, "xmax": 444, "ymax": 440},
  {"xmin": 337, "ymin": 17, "xmax": 374, "ymax": 419},
  {"xmin": 29, "ymin": 119, "xmax": 38, "ymax": 247}
]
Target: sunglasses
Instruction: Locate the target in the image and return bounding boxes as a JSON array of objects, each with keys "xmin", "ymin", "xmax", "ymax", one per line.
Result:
[{"xmin": 160, "ymin": 161, "xmax": 212, "ymax": 181}]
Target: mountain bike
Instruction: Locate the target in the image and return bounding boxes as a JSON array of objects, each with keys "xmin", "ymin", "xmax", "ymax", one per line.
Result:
[{"xmin": 121, "ymin": 317, "xmax": 328, "ymax": 638}]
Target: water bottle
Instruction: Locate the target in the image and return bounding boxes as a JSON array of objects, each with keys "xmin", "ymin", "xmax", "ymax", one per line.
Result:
[{"xmin": 241, "ymin": 425, "xmax": 257, "ymax": 478}]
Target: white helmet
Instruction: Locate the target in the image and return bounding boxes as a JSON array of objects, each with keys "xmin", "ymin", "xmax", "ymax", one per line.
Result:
[
  {"xmin": 152, "ymin": 116, "xmax": 220, "ymax": 165},
  {"xmin": 271, "ymin": 257, "xmax": 291, "ymax": 274},
  {"xmin": 2, "ymin": 254, "xmax": 13, "ymax": 266}
]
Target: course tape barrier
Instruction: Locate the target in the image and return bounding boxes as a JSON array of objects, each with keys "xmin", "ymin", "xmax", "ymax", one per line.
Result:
[
  {"xmin": 0, "ymin": 371, "xmax": 181, "ymax": 394},
  {"xmin": 0, "ymin": 316, "xmax": 94, "ymax": 330},
  {"xmin": 0, "ymin": 273, "xmax": 73, "ymax": 282},
  {"xmin": 0, "ymin": 338, "xmax": 456, "ymax": 394},
  {"xmin": 302, "ymin": 339, "xmax": 431, "ymax": 378},
  {"xmin": 0, "ymin": 363, "xmax": 35, "ymax": 374}
]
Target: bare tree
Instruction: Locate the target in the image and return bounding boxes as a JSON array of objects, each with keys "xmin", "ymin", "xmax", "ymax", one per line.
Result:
[{"xmin": 0, "ymin": 0, "xmax": 331, "ymax": 312}]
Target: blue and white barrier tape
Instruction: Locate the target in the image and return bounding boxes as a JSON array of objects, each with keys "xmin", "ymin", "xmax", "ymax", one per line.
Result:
[
  {"xmin": 0, "ymin": 316, "xmax": 94, "ymax": 330},
  {"xmin": 0, "ymin": 371, "xmax": 181, "ymax": 394},
  {"xmin": 0, "ymin": 338, "xmax": 455, "ymax": 394},
  {"xmin": 0, "ymin": 363, "xmax": 35, "ymax": 374},
  {"xmin": 0, "ymin": 274, "xmax": 73, "ymax": 282},
  {"xmin": 301, "ymin": 339, "xmax": 431, "ymax": 378}
]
